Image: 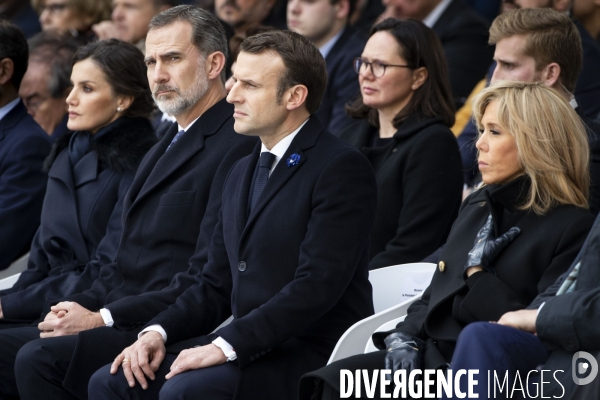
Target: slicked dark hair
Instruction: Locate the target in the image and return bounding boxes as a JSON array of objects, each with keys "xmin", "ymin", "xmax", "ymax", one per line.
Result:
[
  {"xmin": 240, "ymin": 30, "xmax": 327, "ymax": 114},
  {"xmin": 28, "ymin": 32, "xmax": 78, "ymax": 98},
  {"xmin": 149, "ymin": 5, "xmax": 229, "ymax": 83},
  {"xmin": 347, "ymin": 18, "xmax": 455, "ymax": 128},
  {"xmin": 73, "ymin": 39, "xmax": 154, "ymax": 118},
  {"xmin": 0, "ymin": 20, "xmax": 28, "ymax": 90}
]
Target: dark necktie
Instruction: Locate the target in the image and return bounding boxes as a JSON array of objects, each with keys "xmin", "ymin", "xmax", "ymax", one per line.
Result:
[
  {"xmin": 68, "ymin": 131, "xmax": 91, "ymax": 166},
  {"xmin": 166, "ymin": 129, "xmax": 185, "ymax": 152},
  {"xmin": 250, "ymin": 152, "xmax": 276, "ymax": 213}
]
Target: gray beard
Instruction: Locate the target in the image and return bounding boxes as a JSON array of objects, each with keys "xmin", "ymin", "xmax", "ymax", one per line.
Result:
[{"xmin": 153, "ymin": 71, "xmax": 209, "ymax": 117}]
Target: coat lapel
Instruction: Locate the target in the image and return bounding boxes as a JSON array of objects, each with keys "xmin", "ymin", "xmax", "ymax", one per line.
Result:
[
  {"xmin": 240, "ymin": 117, "xmax": 323, "ymax": 241},
  {"xmin": 234, "ymin": 143, "xmax": 261, "ymax": 239},
  {"xmin": 72, "ymin": 151, "xmax": 99, "ymax": 187}
]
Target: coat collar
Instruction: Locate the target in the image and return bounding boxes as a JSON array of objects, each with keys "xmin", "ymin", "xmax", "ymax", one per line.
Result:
[
  {"xmin": 129, "ymin": 97, "xmax": 232, "ymax": 206},
  {"xmin": 0, "ymin": 100, "xmax": 28, "ymax": 142},
  {"xmin": 236, "ymin": 116, "xmax": 323, "ymax": 240}
]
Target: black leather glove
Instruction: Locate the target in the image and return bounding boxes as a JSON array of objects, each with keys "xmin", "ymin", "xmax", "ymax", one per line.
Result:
[
  {"xmin": 464, "ymin": 214, "xmax": 521, "ymax": 275},
  {"xmin": 383, "ymin": 332, "xmax": 426, "ymax": 375}
]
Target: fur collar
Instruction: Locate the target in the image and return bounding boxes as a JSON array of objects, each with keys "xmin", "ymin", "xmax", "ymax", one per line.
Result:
[{"xmin": 44, "ymin": 117, "xmax": 157, "ymax": 173}]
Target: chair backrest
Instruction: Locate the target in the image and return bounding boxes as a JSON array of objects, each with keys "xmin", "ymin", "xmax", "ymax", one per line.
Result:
[
  {"xmin": 0, "ymin": 252, "xmax": 29, "ymax": 281},
  {"xmin": 368, "ymin": 262, "xmax": 436, "ymax": 313}
]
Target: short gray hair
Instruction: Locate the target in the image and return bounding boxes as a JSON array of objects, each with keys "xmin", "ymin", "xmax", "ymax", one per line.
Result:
[{"xmin": 149, "ymin": 5, "xmax": 228, "ymax": 83}]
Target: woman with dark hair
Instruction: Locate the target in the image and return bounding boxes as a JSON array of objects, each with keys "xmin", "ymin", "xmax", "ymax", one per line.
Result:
[
  {"xmin": 299, "ymin": 81, "xmax": 595, "ymax": 400},
  {"xmin": 0, "ymin": 39, "xmax": 156, "ymax": 324},
  {"xmin": 341, "ymin": 18, "xmax": 462, "ymax": 270}
]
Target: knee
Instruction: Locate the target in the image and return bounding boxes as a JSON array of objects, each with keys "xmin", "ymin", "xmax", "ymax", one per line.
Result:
[
  {"xmin": 15, "ymin": 340, "xmax": 48, "ymax": 378},
  {"xmin": 458, "ymin": 322, "xmax": 498, "ymax": 344},
  {"xmin": 88, "ymin": 364, "xmax": 128, "ymax": 399}
]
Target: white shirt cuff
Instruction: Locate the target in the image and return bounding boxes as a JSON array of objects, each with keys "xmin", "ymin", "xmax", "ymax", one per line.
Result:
[
  {"xmin": 99, "ymin": 308, "xmax": 114, "ymax": 327},
  {"xmin": 139, "ymin": 324, "xmax": 167, "ymax": 342},
  {"xmin": 212, "ymin": 336, "xmax": 237, "ymax": 361},
  {"xmin": 537, "ymin": 302, "xmax": 545, "ymax": 315}
]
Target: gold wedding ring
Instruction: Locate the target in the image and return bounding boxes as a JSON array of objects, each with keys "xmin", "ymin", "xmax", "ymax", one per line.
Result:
[{"xmin": 122, "ymin": 358, "xmax": 131, "ymax": 364}]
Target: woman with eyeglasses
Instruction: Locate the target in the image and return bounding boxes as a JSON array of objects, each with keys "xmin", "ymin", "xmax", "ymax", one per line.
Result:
[
  {"xmin": 340, "ymin": 18, "xmax": 463, "ymax": 270},
  {"xmin": 32, "ymin": 0, "xmax": 111, "ymax": 44}
]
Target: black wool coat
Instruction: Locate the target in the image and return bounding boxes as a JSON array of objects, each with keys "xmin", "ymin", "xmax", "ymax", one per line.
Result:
[
  {"xmin": 372, "ymin": 176, "xmax": 594, "ymax": 363},
  {"xmin": 0, "ymin": 117, "xmax": 156, "ymax": 321},
  {"xmin": 340, "ymin": 115, "xmax": 463, "ymax": 270}
]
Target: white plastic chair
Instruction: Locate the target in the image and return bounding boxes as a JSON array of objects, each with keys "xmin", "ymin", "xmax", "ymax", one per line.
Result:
[
  {"xmin": 326, "ymin": 262, "xmax": 436, "ymax": 364},
  {"xmin": 369, "ymin": 262, "xmax": 435, "ymax": 313},
  {"xmin": 0, "ymin": 252, "xmax": 29, "ymax": 288},
  {"xmin": 327, "ymin": 294, "xmax": 421, "ymax": 364}
]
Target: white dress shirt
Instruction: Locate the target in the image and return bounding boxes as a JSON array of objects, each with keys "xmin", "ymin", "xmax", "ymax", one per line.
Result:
[
  {"xmin": 422, "ymin": 0, "xmax": 453, "ymax": 28},
  {"xmin": 0, "ymin": 98, "xmax": 19, "ymax": 122}
]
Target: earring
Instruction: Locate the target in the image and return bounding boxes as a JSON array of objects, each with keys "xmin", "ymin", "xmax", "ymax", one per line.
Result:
[{"xmin": 117, "ymin": 107, "xmax": 122, "ymax": 112}]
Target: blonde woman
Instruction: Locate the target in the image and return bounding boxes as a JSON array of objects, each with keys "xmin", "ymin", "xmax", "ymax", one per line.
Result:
[{"xmin": 300, "ymin": 80, "xmax": 595, "ymax": 400}]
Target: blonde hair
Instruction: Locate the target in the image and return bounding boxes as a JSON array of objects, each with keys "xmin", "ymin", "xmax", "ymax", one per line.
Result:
[
  {"xmin": 472, "ymin": 81, "xmax": 589, "ymax": 215},
  {"xmin": 489, "ymin": 8, "xmax": 582, "ymax": 93},
  {"xmin": 33, "ymin": 0, "xmax": 112, "ymax": 27}
]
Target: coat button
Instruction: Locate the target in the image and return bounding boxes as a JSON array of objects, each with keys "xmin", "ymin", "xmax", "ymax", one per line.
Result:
[
  {"xmin": 438, "ymin": 261, "xmax": 445, "ymax": 272},
  {"xmin": 249, "ymin": 356, "xmax": 255, "ymax": 361},
  {"xmin": 238, "ymin": 261, "xmax": 247, "ymax": 272}
]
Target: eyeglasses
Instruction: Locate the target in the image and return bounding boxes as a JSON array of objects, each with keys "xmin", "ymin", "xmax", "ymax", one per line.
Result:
[
  {"xmin": 353, "ymin": 57, "xmax": 412, "ymax": 78},
  {"xmin": 40, "ymin": 3, "xmax": 69, "ymax": 14}
]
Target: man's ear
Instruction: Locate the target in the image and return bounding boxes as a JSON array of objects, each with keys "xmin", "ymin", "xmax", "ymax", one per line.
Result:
[
  {"xmin": 284, "ymin": 84, "xmax": 309, "ymax": 112},
  {"xmin": 206, "ymin": 51, "xmax": 226, "ymax": 81},
  {"xmin": 540, "ymin": 62, "xmax": 561, "ymax": 88},
  {"xmin": 552, "ymin": 0, "xmax": 571, "ymax": 12},
  {"xmin": 334, "ymin": 0, "xmax": 351, "ymax": 20},
  {"xmin": 0, "ymin": 58, "xmax": 15, "ymax": 86}
]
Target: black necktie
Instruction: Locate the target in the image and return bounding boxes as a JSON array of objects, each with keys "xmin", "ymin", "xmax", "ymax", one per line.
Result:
[
  {"xmin": 68, "ymin": 131, "xmax": 91, "ymax": 166},
  {"xmin": 250, "ymin": 152, "xmax": 276, "ymax": 213}
]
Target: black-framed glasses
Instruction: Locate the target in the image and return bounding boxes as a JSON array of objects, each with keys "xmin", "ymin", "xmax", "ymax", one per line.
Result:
[{"xmin": 353, "ymin": 57, "xmax": 413, "ymax": 78}]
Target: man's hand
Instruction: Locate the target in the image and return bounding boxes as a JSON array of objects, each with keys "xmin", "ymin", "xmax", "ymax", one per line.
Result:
[
  {"xmin": 37, "ymin": 301, "xmax": 104, "ymax": 337},
  {"xmin": 91, "ymin": 21, "xmax": 124, "ymax": 41},
  {"xmin": 110, "ymin": 331, "xmax": 166, "ymax": 390},
  {"xmin": 165, "ymin": 344, "xmax": 227, "ymax": 380},
  {"xmin": 497, "ymin": 309, "xmax": 538, "ymax": 333},
  {"xmin": 0, "ymin": 298, "xmax": 3, "ymax": 319}
]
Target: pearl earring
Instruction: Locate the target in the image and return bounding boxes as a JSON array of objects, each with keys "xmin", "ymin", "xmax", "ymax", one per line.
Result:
[{"xmin": 117, "ymin": 107, "xmax": 122, "ymax": 112}]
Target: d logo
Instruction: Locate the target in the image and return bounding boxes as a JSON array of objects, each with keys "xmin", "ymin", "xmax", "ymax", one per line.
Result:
[{"xmin": 572, "ymin": 351, "xmax": 599, "ymax": 385}]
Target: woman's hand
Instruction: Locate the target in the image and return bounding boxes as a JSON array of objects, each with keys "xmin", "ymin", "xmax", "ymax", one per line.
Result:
[
  {"xmin": 464, "ymin": 214, "xmax": 521, "ymax": 275},
  {"xmin": 383, "ymin": 332, "xmax": 425, "ymax": 376}
]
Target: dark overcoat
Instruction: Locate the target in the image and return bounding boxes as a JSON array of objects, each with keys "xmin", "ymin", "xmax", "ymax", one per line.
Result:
[
  {"xmin": 0, "ymin": 100, "xmax": 51, "ymax": 270},
  {"xmin": 432, "ymin": 0, "xmax": 493, "ymax": 108},
  {"xmin": 147, "ymin": 117, "xmax": 377, "ymax": 400},
  {"xmin": 0, "ymin": 117, "xmax": 156, "ymax": 321},
  {"xmin": 315, "ymin": 26, "xmax": 365, "ymax": 136},
  {"xmin": 340, "ymin": 115, "xmax": 463, "ymax": 270},
  {"xmin": 57, "ymin": 99, "xmax": 257, "ymax": 398}
]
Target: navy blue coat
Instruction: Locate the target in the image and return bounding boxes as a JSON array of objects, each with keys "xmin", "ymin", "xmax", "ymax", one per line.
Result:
[
  {"xmin": 0, "ymin": 100, "xmax": 51, "ymax": 270},
  {"xmin": 148, "ymin": 117, "xmax": 377, "ymax": 400},
  {"xmin": 0, "ymin": 117, "xmax": 156, "ymax": 321},
  {"xmin": 315, "ymin": 26, "xmax": 364, "ymax": 136}
]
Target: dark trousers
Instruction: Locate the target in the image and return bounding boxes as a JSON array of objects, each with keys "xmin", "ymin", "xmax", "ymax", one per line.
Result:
[
  {"xmin": 2, "ymin": 326, "xmax": 138, "ymax": 400},
  {"xmin": 442, "ymin": 322, "xmax": 550, "ymax": 400},
  {"xmin": 89, "ymin": 353, "xmax": 239, "ymax": 400},
  {"xmin": 0, "ymin": 326, "xmax": 41, "ymax": 399}
]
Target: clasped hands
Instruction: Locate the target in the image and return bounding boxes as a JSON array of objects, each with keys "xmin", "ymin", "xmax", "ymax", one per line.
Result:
[
  {"xmin": 110, "ymin": 332, "xmax": 227, "ymax": 389},
  {"xmin": 37, "ymin": 301, "xmax": 105, "ymax": 338}
]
